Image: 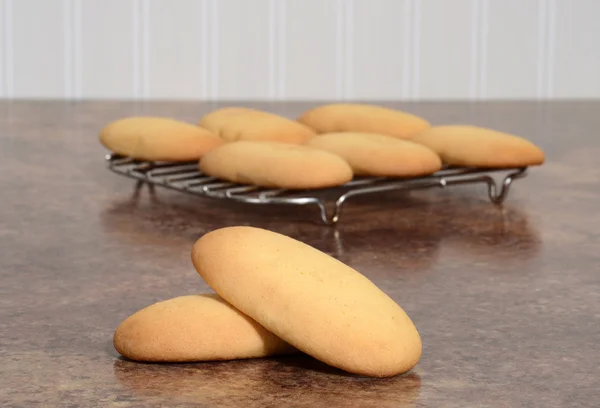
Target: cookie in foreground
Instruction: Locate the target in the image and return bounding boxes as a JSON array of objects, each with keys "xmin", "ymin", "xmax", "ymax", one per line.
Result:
[
  {"xmin": 192, "ymin": 226, "xmax": 422, "ymax": 377},
  {"xmin": 297, "ymin": 103, "xmax": 431, "ymax": 139},
  {"xmin": 411, "ymin": 125, "xmax": 545, "ymax": 168},
  {"xmin": 198, "ymin": 140, "xmax": 354, "ymax": 189},
  {"xmin": 99, "ymin": 116, "xmax": 223, "ymax": 162},
  {"xmin": 113, "ymin": 293, "xmax": 296, "ymax": 362}
]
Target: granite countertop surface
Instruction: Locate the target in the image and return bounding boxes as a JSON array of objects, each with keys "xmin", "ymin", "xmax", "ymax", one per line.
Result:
[{"xmin": 1, "ymin": 101, "xmax": 598, "ymax": 407}]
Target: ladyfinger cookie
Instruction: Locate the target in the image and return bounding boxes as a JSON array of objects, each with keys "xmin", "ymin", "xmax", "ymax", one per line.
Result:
[
  {"xmin": 306, "ymin": 132, "xmax": 442, "ymax": 177},
  {"xmin": 199, "ymin": 107, "xmax": 315, "ymax": 144},
  {"xmin": 198, "ymin": 141, "xmax": 353, "ymax": 189},
  {"xmin": 298, "ymin": 103, "xmax": 430, "ymax": 139},
  {"xmin": 100, "ymin": 116, "xmax": 223, "ymax": 161},
  {"xmin": 410, "ymin": 125, "xmax": 545, "ymax": 168},
  {"xmin": 192, "ymin": 226, "xmax": 422, "ymax": 377},
  {"xmin": 113, "ymin": 293, "xmax": 296, "ymax": 362}
]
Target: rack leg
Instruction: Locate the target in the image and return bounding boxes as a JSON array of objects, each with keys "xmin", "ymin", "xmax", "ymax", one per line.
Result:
[
  {"xmin": 316, "ymin": 202, "xmax": 336, "ymax": 226},
  {"xmin": 487, "ymin": 168, "xmax": 527, "ymax": 204},
  {"xmin": 315, "ymin": 199, "xmax": 346, "ymax": 225},
  {"xmin": 134, "ymin": 180, "xmax": 156, "ymax": 196}
]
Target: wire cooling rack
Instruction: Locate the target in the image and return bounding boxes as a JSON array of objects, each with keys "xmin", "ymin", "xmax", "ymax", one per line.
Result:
[{"xmin": 105, "ymin": 153, "xmax": 528, "ymax": 225}]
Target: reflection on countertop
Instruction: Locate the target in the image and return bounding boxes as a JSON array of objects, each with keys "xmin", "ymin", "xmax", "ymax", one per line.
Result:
[{"xmin": 114, "ymin": 357, "xmax": 421, "ymax": 407}]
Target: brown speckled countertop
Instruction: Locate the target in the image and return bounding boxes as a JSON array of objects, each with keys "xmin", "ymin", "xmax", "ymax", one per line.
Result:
[{"xmin": 1, "ymin": 101, "xmax": 599, "ymax": 407}]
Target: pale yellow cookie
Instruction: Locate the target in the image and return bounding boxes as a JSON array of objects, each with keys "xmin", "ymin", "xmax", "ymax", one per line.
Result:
[
  {"xmin": 306, "ymin": 132, "xmax": 442, "ymax": 177},
  {"xmin": 410, "ymin": 125, "xmax": 545, "ymax": 168},
  {"xmin": 192, "ymin": 226, "xmax": 423, "ymax": 378},
  {"xmin": 100, "ymin": 116, "xmax": 223, "ymax": 161},
  {"xmin": 297, "ymin": 103, "xmax": 431, "ymax": 139},
  {"xmin": 113, "ymin": 293, "xmax": 296, "ymax": 362},
  {"xmin": 198, "ymin": 141, "xmax": 353, "ymax": 189},
  {"xmin": 197, "ymin": 106, "xmax": 264, "ymax": 128},
  {"xmin": 199, "ymin": 107, "xmax": 315, "ymax": 144}
]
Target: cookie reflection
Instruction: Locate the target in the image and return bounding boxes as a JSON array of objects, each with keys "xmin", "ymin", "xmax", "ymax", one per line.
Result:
[
  {"xmin": 100, "ymin": 183, "xmax": 540, "ymax": 271},
  {"xmin": 334, "ymin": 190, "xmax": 541, "ymax": 266},
  {"xmin": 114, "ymin": 356, "xmax": 421, "ymax": 407}
]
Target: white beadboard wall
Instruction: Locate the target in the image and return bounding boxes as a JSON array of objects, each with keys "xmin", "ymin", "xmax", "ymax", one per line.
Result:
[{"xmin": 0, "ymin": 0, "xmax": 599, "ymax": 101}]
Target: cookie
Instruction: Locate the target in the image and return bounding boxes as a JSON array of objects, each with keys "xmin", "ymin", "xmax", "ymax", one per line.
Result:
[
  {"xmin": 410, "ymin": 125, "xmax": 545, "ymax": 168},
  {"xmin": 100, "ymin": 116, "xmax": 223, "ymax": 161},
  {"xmin": 198, "ymin": 141, "xmax": 354, "ymax": 189},
  {"xmin": 306, "ymin": 132, "xmax": 443, "ymax": 177},
  {"xmin": 297, "ymin": 103, "xmax": 431, "ymax": 139},
  {"xmin": 113, "ymin": 293, "xmax": 296, "ymax": 362},
  {"xmin": 199, "ymin": 107, "xmax": 315, "ymax": 144},
  {"xmin": 197, "ymin": 106, "xmax": 264, "ymax": 127},
  {"xmin": 192, "ymin": 226, "xmax": 422, "ymax": 377}
]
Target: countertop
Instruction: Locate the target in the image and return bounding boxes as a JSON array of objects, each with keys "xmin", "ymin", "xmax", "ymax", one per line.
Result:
[{"xmin": 1, "ymin": 101, "xmax": 599, "ymax": 407}]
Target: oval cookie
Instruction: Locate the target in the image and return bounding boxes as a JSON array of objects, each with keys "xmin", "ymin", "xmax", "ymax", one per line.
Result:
[
  {"xmin": 306, "ymin": 132, "xmax": 442, "ymax": 177},
  {"xmin": 298, "ymin": 103, "xmax": 431, "ymax": 139},
  {"xmin": 410, "ymin": 125, "xmax": 545, "ymax": 168},
  {"xmin": 197, "ymin": 106, "xmax": 264, "ymax": 127},
  {"xmin": 198, "ymin": 141, "xmax": 353, "ymax": 189},
  {"xmin": 192, "ymin": 226, "xmax": 423, "ymax": 377},
  {"xmin": 100, "ymin": 116, "xmax": 223, "ymax": 161},
  {"xmin": 199, "ymin": 107, "xmax": 315, "ymax": 144},
  {"xmin": 113, "ymin": 293, "xmax": 296, "ymax": 362}
]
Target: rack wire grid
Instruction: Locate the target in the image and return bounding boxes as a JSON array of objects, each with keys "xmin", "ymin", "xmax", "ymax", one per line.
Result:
[{"xmin": 105, "ymin": 153, "xmax": 528, "ymax": 225}]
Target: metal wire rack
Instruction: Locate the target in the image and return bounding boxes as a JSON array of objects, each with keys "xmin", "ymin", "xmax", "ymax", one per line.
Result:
[{"xmin": 105, "ymin": 153, "xmax": 528, "ymax": 225}]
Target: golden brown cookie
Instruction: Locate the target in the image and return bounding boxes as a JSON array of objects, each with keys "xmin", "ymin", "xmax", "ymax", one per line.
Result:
[
  {"xmin": 99, "ymin": 116, "xmax": 223, "ymax": 161},
  {"xmin": 297, "ymin": 103, "xmax": 431, "ymax": 139},
  {"xmin": 192, "ymin": 226, "xmax": 423, "ymax": 378},
  {"xmin": 198, "ymin": 107, "xmax": 315, "ymax": 144},
  {"xmin": 306, "ymin": 132, "xmax": 442, "ymax": 177},
  {"xmin": 198, "ymin": 141, "xmax": 354, "ymax": 189},
  {"xmin": 113, "ymin": 293, "xmax": 296, "ymax": 362},
  {"xmin": 410, "ymin": 125, "xmax": 545, "ymax": 168}
]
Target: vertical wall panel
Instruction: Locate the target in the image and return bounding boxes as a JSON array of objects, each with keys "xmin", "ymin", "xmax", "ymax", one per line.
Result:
[
  {"xmin": 284, "ymin": 0, "xmax": 339, "ymax": 100},
  {"xmin": 418, "ymin": 0, "xmax": 473, "ymax": 100},
  {"xmin": 147, "ymin": 0, "xmax": 207, "ymax": 99},
  {"xmin": 485, "ymin": 0, "xmax": 539, "ymax": 99},
  {"xmin": 0, "ymin": 0, "xmax": 599, "ymax": 101},
  {"xmin": 215, "ymin": 0, "xmax": 271, "ymax": 100},
  {"xmin": 553, "ymin": 0, "xmax": 600, "ymax": 98},
  {"xmin": 0, "ymin": 0, "xmax": 6, "ymax": 97},
  {"xmin": 351, "ymin": 0, "xmax": 408, "ymax": 100},
  {"xmin": 80, "ymin": 0, "xmax": 135, "ymax": 98},
  {"xmin": 12, "ymin": 0, "xmax": 65, "ymax": 98}
]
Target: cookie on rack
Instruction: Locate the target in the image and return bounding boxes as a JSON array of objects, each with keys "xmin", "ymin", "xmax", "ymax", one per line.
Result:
[
  {"xmin": 198, "ymin": 107, "xmax": 316, "ymax": 144},
  {"xmin": 192, "ymin": 226, "xmax": 423, "ymax": 378},
  {"xmin": 306, "ymin": 132, "xmax": 442, "ymax": 177},
  {"xmin": 197, "ymin": 106, "xmax": 263, "ymax": 127},
  {"xmin": 198, "ymin": 141, "xmax": 353, "ymax": 189},
  {"xmin": 99, "ymin": 116, "xmax": 223, "ymax": 161},
  {"xmin": 410, "ymin": 125, "xmax": 545, "ymax": 168},
  {"xmin": 113, "ymin": 293, "xmax": 296, "ymax": 362},
  {"xmin": 297, "ymin": 103, "xmax": 431, "ymax": 139}
]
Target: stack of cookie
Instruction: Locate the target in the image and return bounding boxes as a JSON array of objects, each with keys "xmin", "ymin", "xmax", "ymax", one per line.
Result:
[
  {"xmin": 114, "ymin": 226, "xmax": 423, "ymax": 378},
  {"xmin": 99, "ymin": 103, "xmax": 545, "ymax": 190}
]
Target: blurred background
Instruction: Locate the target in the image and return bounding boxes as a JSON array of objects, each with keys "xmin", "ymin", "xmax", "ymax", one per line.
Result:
[{"xmin": 0, "ymin": 0, "xmax": 598, "ymax": 101}]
